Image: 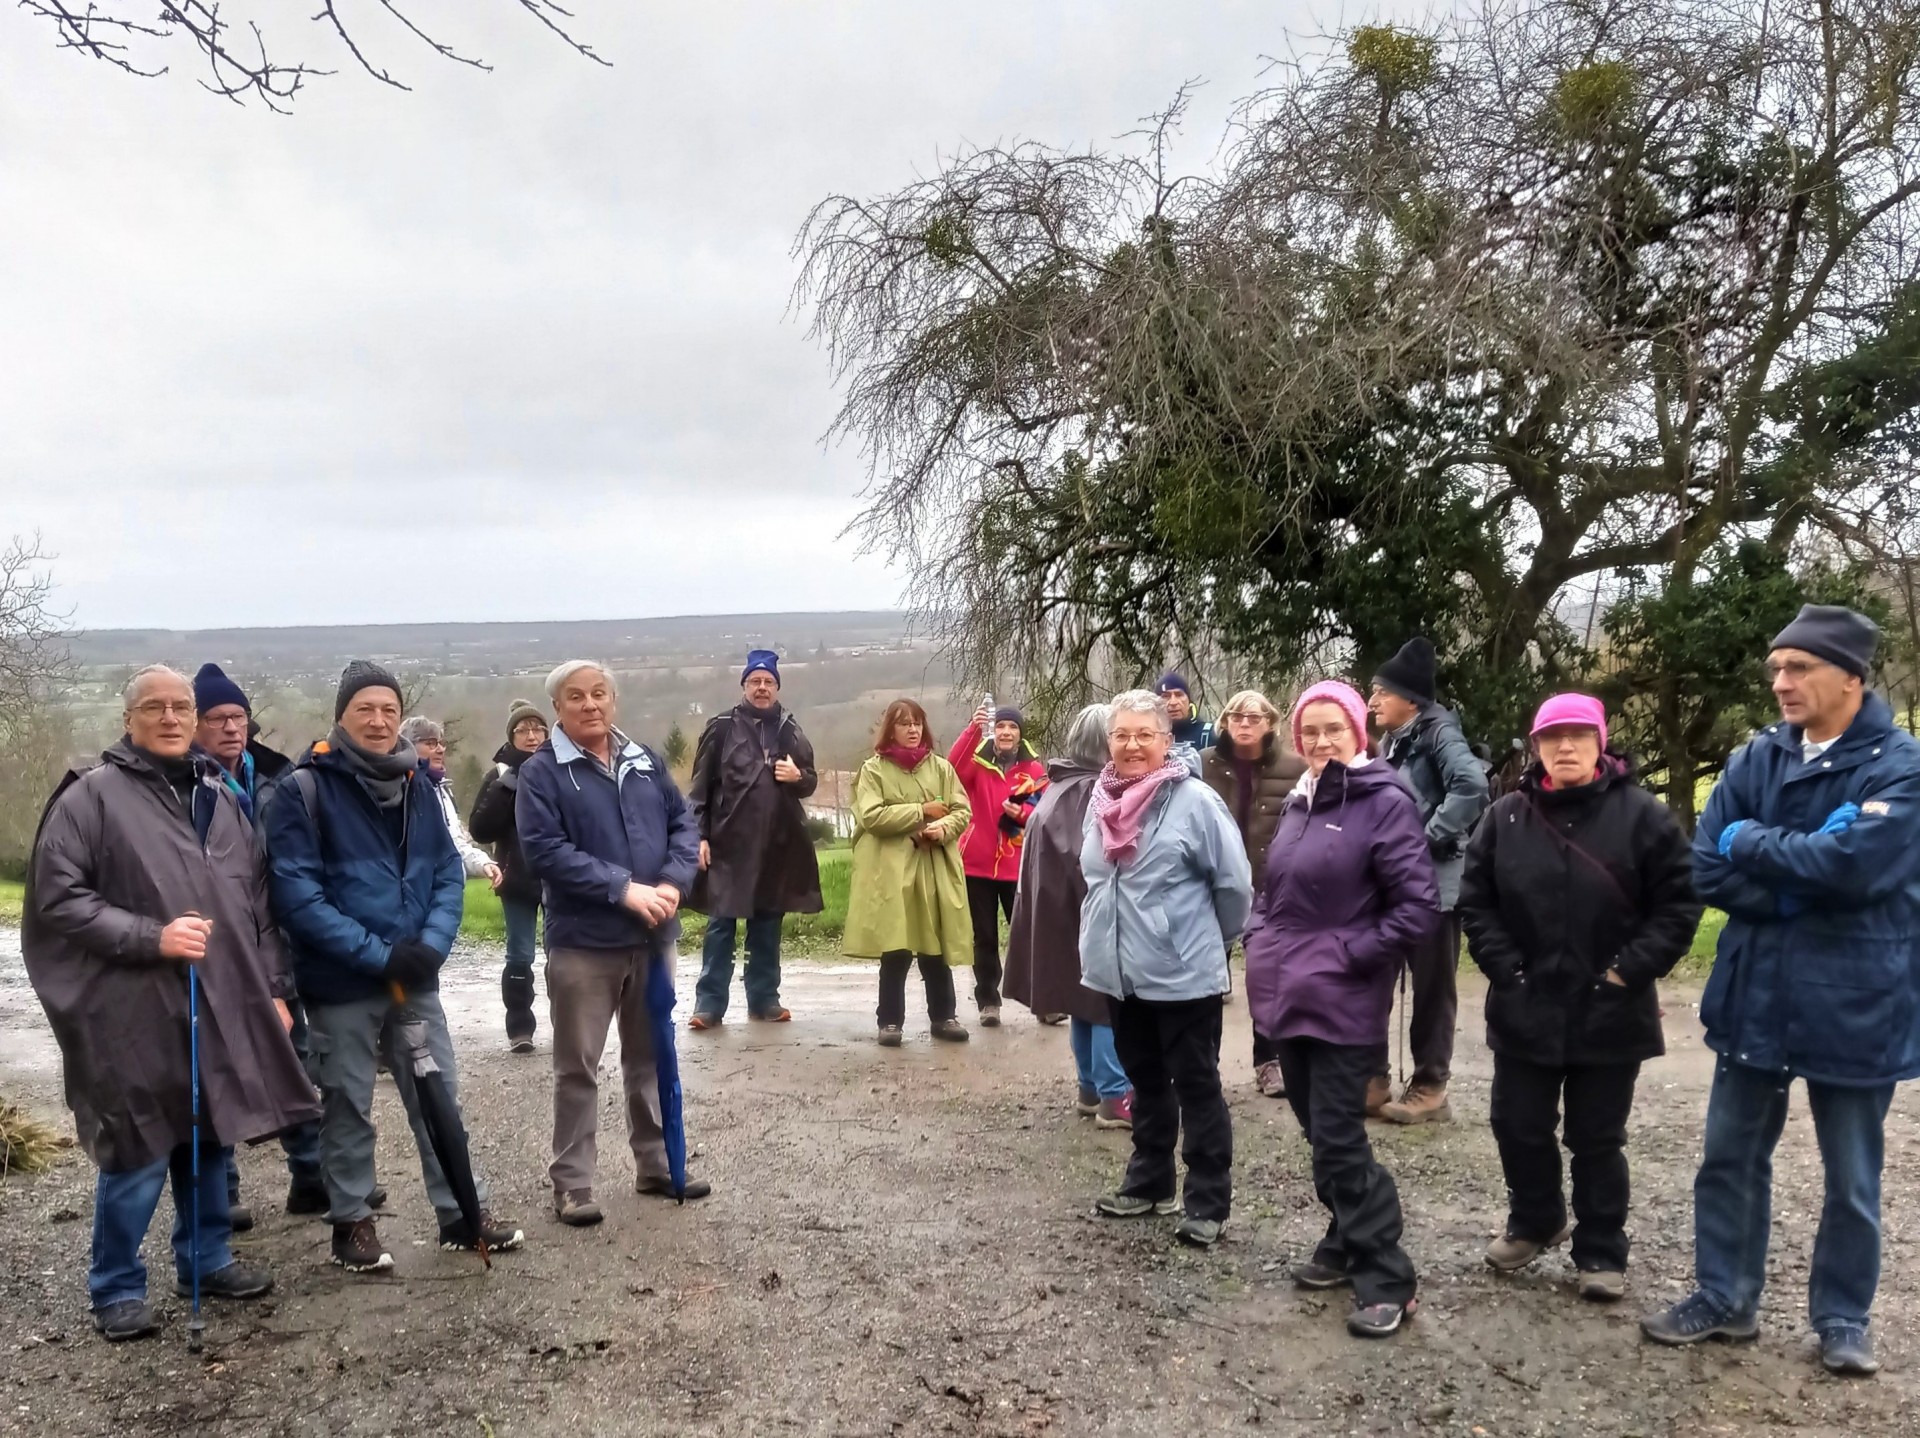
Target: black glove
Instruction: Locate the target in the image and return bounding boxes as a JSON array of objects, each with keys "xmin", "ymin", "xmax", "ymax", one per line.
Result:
[{"xmin": 385, "ymin": 939, "xmax": 443, "ymax": 995}]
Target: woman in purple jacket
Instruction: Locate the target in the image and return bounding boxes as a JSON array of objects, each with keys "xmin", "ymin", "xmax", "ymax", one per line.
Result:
[{"xmin": 1245, "ymin": 680, "xmax": 1440, "ymax": 1338}]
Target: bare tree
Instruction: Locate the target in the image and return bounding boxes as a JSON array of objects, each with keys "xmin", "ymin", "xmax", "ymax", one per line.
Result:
[
  {"xmin": 18, "ymin": 1, "xmax": 606, "ymax": 109},
  {"xmin": 0, "ymin": 537, "xmax": 72, "ymax": 869}
]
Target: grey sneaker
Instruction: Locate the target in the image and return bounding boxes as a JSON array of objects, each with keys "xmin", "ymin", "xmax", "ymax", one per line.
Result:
[
  {"xmin": 979, "ymin": 1006, "xmax": 1002, "ymax": 1028},
  {"xmin": 877, "ymin": 1024, "xmax": 903, "ymax": 1047},
  {"xmin": 1578, "ymin": 1269, "xmax": 1626, "ymax": 1303},
  {"xmin": 1174, "ymin": 1216, "xmax": 1223, "ymax": 1248},
  {"xmin": 93, "ymin": 1299, "xmax": 159, "ymax": 1342},
  {"xmin": 1486, "ymin": 1221, "xmax": 1573, "ymax": 1272},
  {"xmin": 1095, "ymin": 1193, "xmax": 1180, "ymax": 1218},
  {"xmin": 1819, "ymin": 1326, "xmax": 1879, "ymax": 1376},
  {"xmin": 1348, "ymin": 1298, "xmax": 1416, "ymax": 1338},
  {"xmin": 1640, "ymin": 1292, "xmax": 1758, "ymax": 1346}
]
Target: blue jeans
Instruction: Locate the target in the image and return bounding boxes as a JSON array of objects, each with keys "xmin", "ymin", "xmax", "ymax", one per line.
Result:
[
  {"xmin": 1070, "ymin": 1018, "xmax": 1131, "ymax": 1099},
  {"xmin": 694, "ymin": 914, "xmax": 783, "ymax": 1018},
  {"xmin": 502, "ymin": 898, "xmax": 540, "ymax": 1041},
  {"xmin": 1694, "ymin": 1056, "xmax": 1894, "ymax": 1333},
  {"xmin": 91, "ymin": 1142, "xmax": 233, "ymax": 1309}
]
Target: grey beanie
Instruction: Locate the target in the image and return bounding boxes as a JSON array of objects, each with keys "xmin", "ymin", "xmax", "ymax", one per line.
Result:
[
  {"xmin": 335, "ymin": 659, "xmax": 403, "ymax": 719},
  {"xmin": 1771, "ymin": 605, "xmax": 1879, "ymax": 679}
]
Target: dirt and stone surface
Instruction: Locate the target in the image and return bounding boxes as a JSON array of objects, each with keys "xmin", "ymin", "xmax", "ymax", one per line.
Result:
[{"xmin": 2, "ymin": 927, "xmax": 1916, "ymax": 1437}]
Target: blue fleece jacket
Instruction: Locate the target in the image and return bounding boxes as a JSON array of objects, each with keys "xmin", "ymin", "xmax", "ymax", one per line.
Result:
[
  {"xmin": 515, "ymin": 726, "xmax": 702, "ymax": 951},
  {"xmin": 262, "ymin": 742, "xmax": 464, "ymax": 1006}
]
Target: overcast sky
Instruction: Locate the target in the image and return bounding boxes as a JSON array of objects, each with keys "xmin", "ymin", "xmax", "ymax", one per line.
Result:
[{"xmin": 0, "ymin": 1, "xmax": 1325, "ymax": 630}]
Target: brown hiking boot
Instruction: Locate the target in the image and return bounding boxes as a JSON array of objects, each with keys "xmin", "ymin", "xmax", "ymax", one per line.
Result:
[
  {"xmin": 331, "ymin": 1218, "xmax": 393, "ymax": 1273},
  {"xmin": 1365, "ymin": 1075, "xmax": 1392, "ymax": 1118},
  {"xmin": 1380, "ymin": 1083, "xmax": 1451, "ymax": 1125},
  {"xmin": 1486, "ymin": 1221, "xmax": 1572, "ymax": 1272},
  {"xmin": 1255, "ymin": 1060, "xmax": 1287, "ymax": 1098},
  {"xmin": 554, "ymin": 1189, "xmax": 603, "ymax": 1227}
]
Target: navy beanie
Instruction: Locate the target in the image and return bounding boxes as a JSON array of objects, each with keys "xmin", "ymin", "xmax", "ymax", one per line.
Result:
[
  {"xmin": 1155, "ymin": 672, "xmax": 1190, "ymax": 698},
  {"xmin": 742, "ymin": 649, "xmax": 781, "ymax": 686},
  {"xmin": 335, "ymin": 659, "xmax": 404, "ymax": 720},
  {"xmin": 192, "ymin": 663, "xmax": 250, "ymax": 715},
  {"xmin": 1771, "ymin": 605, "xmax": 1879, "ymax": 679},
  {"xmin": 1374, "ymin": 637, "xmax": 1438, "ymax": 706},
  {"xmin": 993, "ymin": 706, "xmax": 1024, "ymax": 729}
]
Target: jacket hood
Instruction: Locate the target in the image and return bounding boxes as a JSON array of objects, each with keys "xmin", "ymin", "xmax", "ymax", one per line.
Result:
[
  {"xmin": 492, "ymin": 740, "xmax": 535, "ymax": 769},
  {"xmin": 1296, "ymin": 755, "xmax": 1402, "ymax": 806},
  {"xmin": 1046, "ymin": 757, "xmax": 1101, "ymax": 783},
  {"xmin": 104, "ymin": 737, "xmax": 214, "ymax": 784}
]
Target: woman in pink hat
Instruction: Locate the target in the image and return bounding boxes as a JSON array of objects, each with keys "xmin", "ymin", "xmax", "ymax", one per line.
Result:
[
  {"xmin": 1243, "ymin": 680, "xmax": 1439, "ymax": 1338},
  {"xmin": 1458, "ymin": 693, "xmax": 1701, "ymax": 1303}
]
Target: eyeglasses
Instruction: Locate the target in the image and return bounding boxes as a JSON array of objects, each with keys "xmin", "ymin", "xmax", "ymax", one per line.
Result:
[
  {"xmin": 203, "ymin": 714, "xmax": 250, "ymax": 730},
  {"xmin": 1224, "ymin": 712, "xmax": 1269, "ymax": 725},
  {"xmin": 1765, "ymin": 659, "xmax": 1831, "ymax": 683},
  {"xmin": 133, "ymin": 701, "xmax": 196, "ymax": 718},
  {"xmin": 1111, "ymin": 730, "xmax": 1165, "ymax": 748}
]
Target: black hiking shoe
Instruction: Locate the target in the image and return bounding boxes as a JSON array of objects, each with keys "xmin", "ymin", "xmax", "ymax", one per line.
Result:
[
  {"xmin": 930, "ymin": 1018, "xmax": 970, "ymax": 1043},
  {"xmin": 93, "ymin": 1299, "xmax": 159, "ymax": 1342},
  {"xmin": 1292, "ymin": 1260, "xmax": 1353, "ymax": 1290},
  {"xmin": 227, "ymin": 1203, "xmax": 254, "ymax": 1233},
  {"xmin": 176, "ymin": 1260, "xmax": 272, "ymax": 1301},
  {"xmin": 285, "ymin": 1179, "xmax": 329, "ymax": 1217},
  {"xmin": 1640, "ymin": 1292, "xmax": 1758, "ymax": 1346},
  {"xmin": 368, "ymin": 1184, "xmax": 388, "ymax": 1211},
  {"xmin": 331, "ymin": 1219, "xmax": 393, "ymax": 1273},
  {"xmin": 439, "ymin": 1210, "xmax": 526, "ymax": 1253}
]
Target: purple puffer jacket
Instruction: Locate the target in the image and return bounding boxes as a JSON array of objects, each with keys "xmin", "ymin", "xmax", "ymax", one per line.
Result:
[{"xmin": 1245, "ymin": 758, "xmax": 1441, "ymax": 1048}]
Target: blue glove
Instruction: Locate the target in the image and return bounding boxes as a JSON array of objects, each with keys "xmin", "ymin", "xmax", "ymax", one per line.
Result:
[
  {"xmin": 1717, "ymin": 819, "xmax": 1752, "ymax": 857},
  {"xmin": 1817, "ymin": 803, "xmax": 1861, "ymax": 835}
]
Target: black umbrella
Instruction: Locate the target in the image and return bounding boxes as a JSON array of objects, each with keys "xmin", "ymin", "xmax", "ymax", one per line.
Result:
[{"xmin": 390, "ymin": 986, "xmax": 489, "ymax": 1268}]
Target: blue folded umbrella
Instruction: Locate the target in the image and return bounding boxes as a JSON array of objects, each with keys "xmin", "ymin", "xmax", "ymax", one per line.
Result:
[{"xmin": 644, "ymin": 939, "xmax": 687, "ymax": 1201}]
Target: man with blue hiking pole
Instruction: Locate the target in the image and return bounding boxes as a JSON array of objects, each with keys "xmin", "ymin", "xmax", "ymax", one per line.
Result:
[
  {"xmin": 22, "ymin": 665, "xmax": 319, "ymax": 1343},
  {"xmin": 1642, "ymin": 606, "xmax": 1920, "ymax": 1378}
]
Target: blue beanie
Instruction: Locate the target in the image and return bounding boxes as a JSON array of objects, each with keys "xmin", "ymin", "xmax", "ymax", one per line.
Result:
[
  {"xmin": 193, "ymin": 663, "xmax": 250, "ymax": 715},
  {"xmin": 993, "ymin": 706, "xmax": 1024, "ymax": 729},
  {"xmin": 742, "ymin": 649, "xmax": 781, "ymax": 686},
  {"xmin": 1156, "ymin": 672, "xmax": 1190, "ymax": 697}
]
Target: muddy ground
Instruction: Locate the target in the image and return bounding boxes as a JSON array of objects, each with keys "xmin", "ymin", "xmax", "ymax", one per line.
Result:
[{"xmin": 2, "ymin": 930, "xmax": 1915, "ymax": 1438}]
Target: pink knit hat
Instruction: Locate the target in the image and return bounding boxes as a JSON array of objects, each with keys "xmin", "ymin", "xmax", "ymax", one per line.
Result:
[
  {"xmin": 1530, "ymin": 692, "xmax": 1608, "ymax": 748},
  {"xmin": 1290, "ymin": 680, "xmax": 1371, "ymax": 758}
]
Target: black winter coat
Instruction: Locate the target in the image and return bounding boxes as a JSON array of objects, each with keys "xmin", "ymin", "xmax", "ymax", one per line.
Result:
[
  {"xmin": 687, "ymin": 705, "xmax": 823, "ymax": 919},
  {"xmin": 469, "ymin": 743, "xmax": 541, "ymax": 907},
  {"xmin": 1459, "ymin": 757, "xmax": 1701, "ymax": 1067}
]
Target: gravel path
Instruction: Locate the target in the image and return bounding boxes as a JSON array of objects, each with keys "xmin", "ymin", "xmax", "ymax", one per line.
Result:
[{"xmin": 1, "ymin": 932, "xmax": 1914, "ymax": 1436}]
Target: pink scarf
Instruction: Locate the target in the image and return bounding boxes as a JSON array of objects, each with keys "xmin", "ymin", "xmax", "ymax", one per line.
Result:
[{"xmin": 1090, "ymin": 758, "xmax": 1189, "ymax": 864}]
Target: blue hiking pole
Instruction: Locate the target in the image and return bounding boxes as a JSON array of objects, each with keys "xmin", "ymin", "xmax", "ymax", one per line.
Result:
[{"xmin": 187, "ymin": 961, "xmax": 204, "ymax": 1354}]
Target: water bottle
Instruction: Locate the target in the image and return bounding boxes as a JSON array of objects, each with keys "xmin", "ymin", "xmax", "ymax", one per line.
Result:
[{"xmin": 981, "ymin": 692, "xmax": 995, "ymax": 736}]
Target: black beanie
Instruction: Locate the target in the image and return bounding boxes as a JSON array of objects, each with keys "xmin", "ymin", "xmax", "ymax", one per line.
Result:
[
  {"xmin": 1771, "ymin": 605, "xmax": 1879, "ymax": 679},
  {"xmin": 993, "ymin": 706, "xmax": 1024, "ymax": 729},
  {"xmin": 1373, "ymin": 637, "xmax": 1438, "ymax": 706},
  {"xmin": 335, "ymin": 659, "xmax": 403, "ymax": 720}
]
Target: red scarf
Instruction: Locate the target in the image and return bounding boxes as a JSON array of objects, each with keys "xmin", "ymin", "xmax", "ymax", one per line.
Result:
[{"xmin": 878, "ymin": 744, "xmax": 932, "ymax": 772}]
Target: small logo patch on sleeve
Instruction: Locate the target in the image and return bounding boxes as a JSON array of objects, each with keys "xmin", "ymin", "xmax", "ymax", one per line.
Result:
[{"xmin": 1863, "ymin": 800, "xmax": 1892, "ymax": 816}]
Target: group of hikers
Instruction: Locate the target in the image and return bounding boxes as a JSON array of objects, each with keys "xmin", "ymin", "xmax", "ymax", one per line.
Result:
[{"xmin": 19, "ymin": 608, "xmax": 1920, "ymax": 1379}]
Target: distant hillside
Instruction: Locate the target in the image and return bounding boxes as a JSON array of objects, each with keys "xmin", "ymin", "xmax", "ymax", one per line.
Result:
[{"xmin": 69, "ymin": 611, "xmax": 916, "ymax": 678}]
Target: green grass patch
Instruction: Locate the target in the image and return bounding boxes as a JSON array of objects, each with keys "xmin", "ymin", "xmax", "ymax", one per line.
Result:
[
  {"xmin": 456, "ymin": 849, "xmax": 854, "ymax": 956},
  {"xmin": 0, "ymin": 879, "xmax": 21, "ymax": 925}
]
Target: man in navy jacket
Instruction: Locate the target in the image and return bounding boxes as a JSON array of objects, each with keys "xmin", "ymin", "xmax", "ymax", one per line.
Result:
[
  {"xmin": 1643, "ymin": 607, "xmax": 1920, "ymax": 1377},
  {"xmin": 516, "ymin": 659, "xmax": 704, "ymax": 1226},
  {"xmin": 265, "ymin": 660, "xmax": 523, "ymax": 1273}
]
